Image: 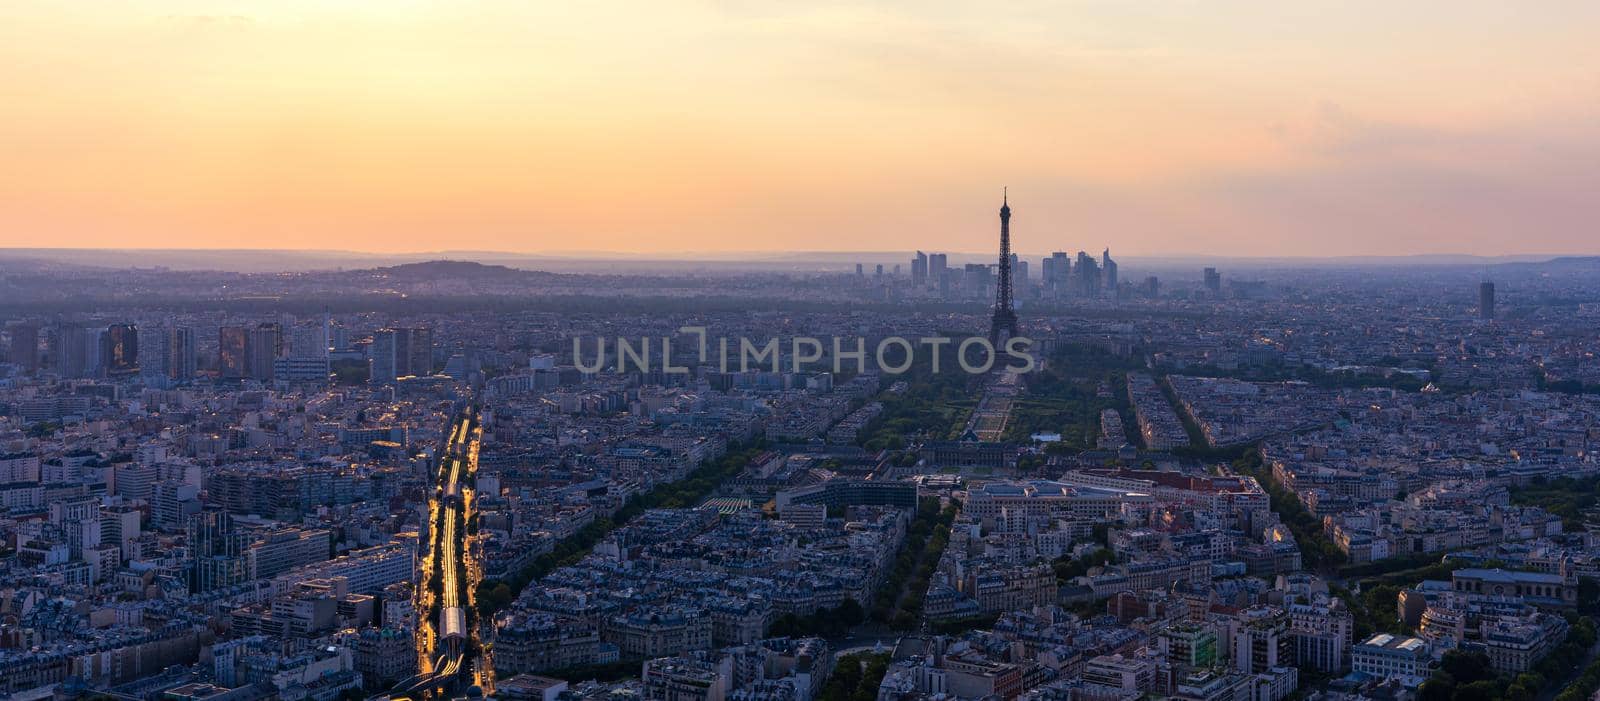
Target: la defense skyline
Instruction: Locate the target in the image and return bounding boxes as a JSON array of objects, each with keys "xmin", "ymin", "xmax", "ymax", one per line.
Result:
[{"xmin": 904, "ymin": 193, "xmax": 1130, "ymax": 307}]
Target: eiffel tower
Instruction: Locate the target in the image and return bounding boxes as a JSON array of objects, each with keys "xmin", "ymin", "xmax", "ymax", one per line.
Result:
[{"xmin": 989, "ymin": 189, "xmax": 1018, "ymax": 344}]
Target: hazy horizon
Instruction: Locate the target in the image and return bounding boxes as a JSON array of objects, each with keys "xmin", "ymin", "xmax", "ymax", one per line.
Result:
[
  {"xmin": 0, "ymin": 245, "xmax": 1587, "ymax": 276},
  {"xmin": 5, "ymin": 2, "xmax": 1600, "ymax": 256},
  {"xmin": 0, "ymin": 245, "xmax": 1584, "ymax": 261}
]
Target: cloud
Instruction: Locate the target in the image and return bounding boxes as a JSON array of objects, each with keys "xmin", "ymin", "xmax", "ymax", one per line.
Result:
[
  {"xmin": 1260, "ymin": 101, "xmax": 1487, "ymax": 163},
  {"xmin": 1192, "ymin": 106, "xmax": 1600, "ymax": 254},
  {"xmin": 164, "ymin": 14, "xmax": 255, "ymax": 29}
]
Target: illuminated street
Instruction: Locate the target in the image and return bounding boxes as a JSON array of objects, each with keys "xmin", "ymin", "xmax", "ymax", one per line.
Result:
[{"xmin": 393, "ymin": 408, "xmax": 488, "ymax": 699}]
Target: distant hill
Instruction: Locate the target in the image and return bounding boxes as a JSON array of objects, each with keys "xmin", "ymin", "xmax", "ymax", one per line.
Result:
[
  {"xmin": 366, "ymin": 259, "xmax": 566, "ymax": 281},
  {"xmin": 1490, "ymin": 256, "xmax": 1600, "ymax": 273},
  {"xmin": 1534, "ymin": 256, "xmax": 1600, "ymax": 266}
]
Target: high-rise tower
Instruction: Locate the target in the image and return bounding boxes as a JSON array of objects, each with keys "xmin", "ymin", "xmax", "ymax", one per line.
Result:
[
  {"xmin": 990, "ymin": 190, "xmax": 1018, "ymax": 343},
  {"xmin": 1479, "ymin": 281, "xmax": 1496, "ymax": 320},
  {"xmin": 219, "ymin": 326, "xmax": 248, "ymax": 379},
  {"xmin": 7, "ymin": 323, "xmax": 39, "ymax": 371},
  {"xmin": 103, "ymin": 323, "xmax": 139, "ymax": 376},
  {"xmin": 168, "ymin": 326, "xmax": 196, "ymax": 381}
]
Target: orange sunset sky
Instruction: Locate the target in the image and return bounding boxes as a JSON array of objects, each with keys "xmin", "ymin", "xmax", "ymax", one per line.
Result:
[{"xmin": 3, "ymin": 1, "xmax": 1599, "ymax": 257}]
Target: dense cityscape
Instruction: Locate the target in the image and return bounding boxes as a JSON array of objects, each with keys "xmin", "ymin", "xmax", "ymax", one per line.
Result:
[{"xmin": 2, "ymin": 196, "xmax": 1600, "ymax": 701}]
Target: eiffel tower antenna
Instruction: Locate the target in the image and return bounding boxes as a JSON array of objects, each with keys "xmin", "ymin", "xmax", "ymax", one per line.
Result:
[{"xmin": 990, "ymin": 190, "xmax": 1018, "ymax": 344}]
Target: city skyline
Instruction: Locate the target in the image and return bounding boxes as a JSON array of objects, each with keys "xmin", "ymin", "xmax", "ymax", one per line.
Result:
[
  {"xmin": 4, "ymin": 195, "xmax": 1600, "ymax": 701},
  {"xmin": 10, "ymin": 4, "xmax": 1600, "ymax": 700},
  {"xmin": 6, "ymin": 2, "xmax": 1600, "ymax": 256}
]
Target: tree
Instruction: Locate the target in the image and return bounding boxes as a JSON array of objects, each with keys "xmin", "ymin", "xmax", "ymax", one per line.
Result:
[
  {"xmin": 769, "ymin": 613, "xmax": 801, "ymax": 637},
  {"xmin": 818, "ymin": 653, "xmax": 890, "ymax": 701},
  {"xmin": 1580, "ymin": 577, "xmax": 1600, "ymax": 614},
  {"xmin": 478, "ymin": 582, "xmax": 513, "ymax": 615},
  {"xmin": 1454, "ymin": 680, "xmax": 1505, "ymax": 701},
  {"xmin": 1514, "ymin": 672, "xmax": 1544, "ymax": 692},
  {"xmin": 1439, "ymin": 649, "xmax": 1495, "ymax": 685},
  {"xmin": 1417, "ymin": 677, "xmax": 1454, "ymax": 701},
  {"xmin": 836, "ymin": 598, "xmax": 866, "ymax": 627},
  {"xmin": 891, "ymin": 611, "xmax": 917, "ymax": 630},
  {"xmin": 1053, "ymin": 548, "xmax": 1114, "ymax": 583},
  {"xmin": 1572, "ymin": 615, "xmax": 1599, "ymax": 647}
]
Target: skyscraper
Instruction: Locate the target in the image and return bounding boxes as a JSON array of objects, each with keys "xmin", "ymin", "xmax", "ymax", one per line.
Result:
[
  {"xmin": 408, "ymin": 326, "xmax": 434, "ymax": 376},
  {"xmin": 963, "ymin": 263, "xmax": 992, "ymax": 297},
  {"xmin": 7, "ymin": 323, "xmax": 39, "ymax": 371},
  {"xmin": 370, "ymin": 327, "xmax": 434, "ymax": 383},
  {"xmin": 102, "ymin": 323, "xmax": 139, "ymax": 376},
  {"xmin": 139, "ymin": 325, "xmax": 168, "ymax": 378},
  {"xmin": 52, "ymin": 324, "xmax": 91, "ymax": 378},
  {"xmin": 371, "ymin": 329, "xmax": 398, "ymax": 384},
  {"xmin": 219, "ymin": 326, "xmax": 249, "ymax": 379},
  {"xmin": 1479, "ymin": 281, "xmax": 1496, "ymax": 320},
  {"xmin": 1048, "ymin": 251, "xmax": 1070, "ymax": 294},
  {"xmin": 324, "ymin": 308, "xmax": 339, "ymax": 352},
  {"xmin": 989, "ymin": 190, "xmax": 1018, "ymax": 343},
  {"xmin": 1075, "ymin": 251, "xmax": 1100, "ymax": 297},
  {"xmin": 911, "ymin": 251, "xmax": 928, "ymax": 287},
  {"xmin": 329, "ymin": 321, "xmax": 349, "ymax": 351},
  {"xmin": 168, "ymin": 326, "xmax": 197, "ymax": 381},
  {"xmin": 187, "ymin": 507, "xmax": 250, "ymax": 594},
  {"xmin": 929, "ymin": 253, "xmax": 948, "ymax": 293},
  {"xmin": 247, "ymin": 323, "xmax": 282, "ymax": 381},
  {"xmin": 1204, "ymin": 267, "xmax": 1223, "ymax": 295},
  {"xmin": 290, "ymin": 323, "xmax": 330, "ymax": 359},
  {"xmin": 84, "ymin": 327, "xmax": 106, "ymax": 376},
  {"xmin": 1102, "ymin": 249, "xmax": 1118, "ymax": 292}
]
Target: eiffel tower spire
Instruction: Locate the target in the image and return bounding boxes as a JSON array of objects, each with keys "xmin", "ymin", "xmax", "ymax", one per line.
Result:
[{"xmin": 990, "ymin": 189, "xmax": 1018, "ymax": 344}]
